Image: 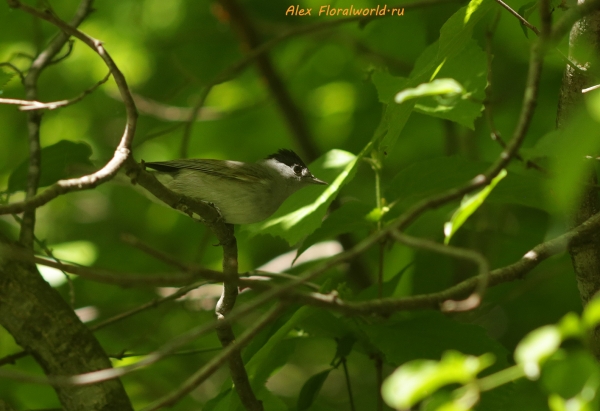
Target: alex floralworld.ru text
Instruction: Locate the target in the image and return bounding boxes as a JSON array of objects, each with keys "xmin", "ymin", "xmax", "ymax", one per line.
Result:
[{"xmin": 285, "ymin": 5, "xmax": 405, "ymax": 16}]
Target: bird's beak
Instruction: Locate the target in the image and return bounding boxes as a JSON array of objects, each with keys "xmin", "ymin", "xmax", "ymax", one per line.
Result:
[{"xmin": 310, "ymin": 176, "xmax": 328, "ymax": 185}]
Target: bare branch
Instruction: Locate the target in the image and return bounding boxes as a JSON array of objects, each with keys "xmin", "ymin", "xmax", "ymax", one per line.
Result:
[
  {"xmin": 390, "ymin": 231, "xmax": 490, "ymax": 312},
  {"xmin": 1, "ymin": 0, "xmax": 138, "ymax": 217},
  {"xmin": 89, "ymin": 281, "xmax": 209, "ymax": 331},
  {"xmin": 0, "ymin": 72, "xmax": 111, "ymax": 111},
  {"xmin": 492, "ymin": 0, "xmax": 540, "ymax": 35},
  {"xmin": 177, "ymin": 0, "xmax": 463, "ymax": 158}
]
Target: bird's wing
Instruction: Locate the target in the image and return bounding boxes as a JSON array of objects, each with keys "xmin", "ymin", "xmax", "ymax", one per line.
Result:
[{"xmin": 144, "ymin": 159, "xmax": 268, "ymax": 184}]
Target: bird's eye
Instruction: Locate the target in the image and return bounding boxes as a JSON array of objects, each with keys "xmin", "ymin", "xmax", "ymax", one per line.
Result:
[{"xmin": 293, "ymin": 165, "xmax": 303, "ymax": 175}]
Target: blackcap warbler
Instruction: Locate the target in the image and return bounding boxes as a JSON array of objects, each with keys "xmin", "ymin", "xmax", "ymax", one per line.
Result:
[{"xmin": 145, "ymin": 149, "xmax": 327, "ymax": 224}]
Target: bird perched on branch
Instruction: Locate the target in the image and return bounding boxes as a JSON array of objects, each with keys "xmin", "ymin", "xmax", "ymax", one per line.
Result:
[{"xmin": 145, "ymin": 149, "xmax": 327, "ymax": 224}]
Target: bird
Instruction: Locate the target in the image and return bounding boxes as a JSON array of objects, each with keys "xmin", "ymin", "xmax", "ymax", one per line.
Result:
[{"xmin": 144, "ymin": 149, "xmax": 327, "ymax": 224}]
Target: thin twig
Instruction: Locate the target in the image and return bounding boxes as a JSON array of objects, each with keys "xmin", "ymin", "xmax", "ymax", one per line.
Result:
[
  {"xmin": 108, "ymin": 347, "xmax": 222, "ymax": 360},
  {"xmin": 140, "ymin": 303, "xmax": 283, "ymax": 411},
  {"xmin": 89, "ymin": 280, "xmax": 208, "ymax": 331},
  {"xmin": 390, "ymin": 231, "xmax": 490, "ymax": 312},
  {"xmin": 212, "ymin": 224, "xmax": 264, "ymax": 411},
  {"xmin": 492, "ymin": 0, "xmax": 540, "ymax": 35},
  {"xmin": 120, "ymin": 233, "xmax": 189, "ymax": 271},
  {"xmin": 48, "ymin": 39, "xmax": 75, "ymax": 65},
  {"xmin": 0, "ymin": 62, "xmax": 25, "ymax": 84},
  {"xmin": 0, "ymin": 280, "xmax": 210, "ymax": 367},
  {"xmin": 0, "ymin": 72, "xmax": 111, "ymax": 111},
  {"xmin": 180, "ymin": 85, "xmax": 212, "ymax": 158},
  {"xmin": 550, "ymin": 0, "xmax": 600, "ymax": 45},
  {"xmin": 0, "ymin": 300, "xmax": 281, "ymax": 387},
  {"xmin": 123, "ymin": 92, "xmax": 223, "ymax": 122},
  {"xmin": 341, "ymin": 359, "xmax": 356, "ymax": 411},
  {"xmin": 176, "ymin": 0, "xmax": 463, "ymax": 159},
  {"xmin": 218, "ymin": 0, "xmax": 320, "ymax": 161},
  {"xmin": 375, "ymin": 355, "xmax": 383, "ymax": 411},
  {"xmin": 483, "ymin": 19, "xmax": 548, "ymax": 175},
  {"xmin": 1, "ymin": 0, "xmax": 138, "ymax": 217},
  {"xmin": 133, "ymin": 123, "xmax": 184, "ymax": 148},
  {"xmin": 13, "ymin": 0, "xmax": 96, "ymax": 249},
  {"xmin": 3, "ymin": 203, "xmax": 600, "ymax": 373},
  {"xmin": 582, "ymin": 84, "xmax": 600, "ymax": 93}
]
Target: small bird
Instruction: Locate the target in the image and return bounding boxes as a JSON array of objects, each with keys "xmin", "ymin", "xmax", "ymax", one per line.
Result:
[{"xmin": 144, "ymin": 149, "xmax": 327, "ymax": 225}]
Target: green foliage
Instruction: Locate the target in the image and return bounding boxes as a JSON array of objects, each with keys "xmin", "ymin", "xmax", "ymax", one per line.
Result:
[
  {"xmin": 373, "ymin": 0, "xmax": 492, "ymax": 152},
  {"xmin": 0, "ymin": 68, "xmax": 14, "ymax": 90},
  {"xmin": 382, "ymin": 351, "xmax": 494, "ymax": 409},
  {"xmin": 8, "ymin": 140, "xmax": 93, "ymax": 193},
  {"xmin": 297, "ymin": 369, "xmax": 332, "ymax": 411},
  {"xmin": 394, "ymin": 78, "xmax": 465, "ymax": 104},
  {"xmin": 0, "ymin": 0, "xmax": 597, "ymax": 408},
  {"xmin": 381, "ymin": 297, "xmax": 600, "ymax": 411},
  {"xmin": 243, "ymin": 149, "xmax": 361, "ymax": 245},
  {"xmin": 444, "ymin": 169, "xmax": 507, "ymax": 244}
]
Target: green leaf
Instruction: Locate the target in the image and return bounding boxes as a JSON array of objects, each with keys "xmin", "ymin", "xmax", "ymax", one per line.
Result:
[
  {"xmin": 373, "ymin": 0, "xmax": 493, "ymax": 151},
  {"xmin": 444, "ymin": 169, "xmax": 507, "ymax": 244},
  {"xmin": 243, "ymin": 148, "xmax": 365, "ymax": 245},
  {"xmin": 583, "ymin": 297, "xmax": 600, "ymax": 331},
  {"xmin": 514, "ymin": 325, "xmax": 562, "ymax": 380},
  {"xmin": 395, "ymin": 78, "xmax": 465, "ymax": 104},
  {"xmin": 245, "ymin": 307, "xmax": 313, "ymax": 386},
  {"xmin": 541, "ymin": 350, "xmax": 600, "ymax": 399},
  {"xmin": 413, "ymin": 41, "xmax": 487, "ymax": 129},
  {"xmin": 295, "ymin": 201, "xmax": 372, "ymax": 261},
  {"xmin": 332, "ymin": 334, "xmax": 356, "ymax": 364},
  {"xmin": 557, "ymin": 312, "xmax": 583, "ymax": 340},
  {"xmin": 0, "ymin": 68, "xmax": 14, "ymax": 90},
  {"xmin": 297, "ymin": 369, "xmax": 332, "ymax": 411},
  {"xmin": 372, "ymin": 71, "xmax": 408, "ymax": 103},
  {"xmin": 387, "ymin": 157, "xmax": 548, "ymax": 213},
  {"xmin": 523, "ymin": 112, "xmax": 600, "ymax": 213},
  {"xmin": 381, "ymin": 350, "xmax": 494, "ymax": 409},
  {"xmin": 363, "ymin": 312, "xmax": 509, "ymax": 368},
  {"xmin": 356, "ymin": 262, "xmax": 412, "ymax": 300},
  {"xmin": 8, "ymin": 140, "xmax": 93, "ymax": 193},
  {"xmin": 517, "ymin": 1, "xmax": 538, "ymax": 38}
]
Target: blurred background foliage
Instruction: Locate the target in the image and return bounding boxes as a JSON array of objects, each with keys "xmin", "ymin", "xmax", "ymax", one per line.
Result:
[{"xmin": 1, "ymin": 0, "xmax": 599, "ymax": 409}]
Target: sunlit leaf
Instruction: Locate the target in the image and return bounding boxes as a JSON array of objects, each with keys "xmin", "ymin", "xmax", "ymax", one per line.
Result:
[
  {"xmin": 395, "ymin": 78, "xmax": 464, "ymax": 104},
  {"xmin": 557, "ymin": 312, "xmax": 583, "ymax": 339},
  {"xmin": 582, "ymin": 296, "xmax": 600, "ymax": 331},
  {"xmin": 515, "ymin": 325, "xmax": 562, "ymax": 379},
  {"xmin": 243, "ymin": 149, "xmax": 364, "ymax": 245},
  {"xmin": 382, "ymin": 350, "xmax": 494, "ymax": 409},
  {"xmin": 444, "ymin": 169, "xmax": 507, "ymax": 244},
  {"xmin": 373, "ymin": 0, "xmax": 493, "ymax": 151},
  {"xmin": 541, "ymin": 351, "xmax": 600, "ymax": 399}
]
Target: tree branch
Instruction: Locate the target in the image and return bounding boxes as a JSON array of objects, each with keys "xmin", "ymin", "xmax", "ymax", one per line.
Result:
[
  {"xmin": 0, "ymin": 72, "xmax": 111, "ymax": 111},
  {"xmin": 218, "ymin": 0, "xmax": 320, "ymax": 161},
  {"xmin": 140, "ymin": 303, "xmax": 283, "ymax": 411},
  {"xmin": 1, "ymin": 0, "xmax": 138, "ymax": 217},
  {"xmin": 390, "ymin": 231, "xmax": 490, "ymax": 312}
]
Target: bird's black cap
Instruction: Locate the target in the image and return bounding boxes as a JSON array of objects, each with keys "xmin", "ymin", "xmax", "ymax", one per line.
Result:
[{"xmin": 267, "ymin": 149, "xmax": 307, "ymax": 168}]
